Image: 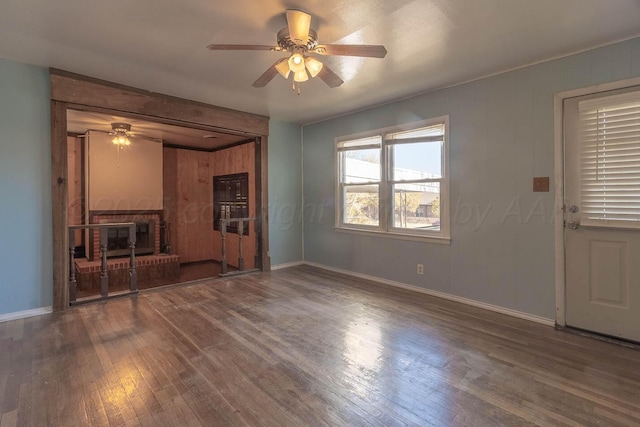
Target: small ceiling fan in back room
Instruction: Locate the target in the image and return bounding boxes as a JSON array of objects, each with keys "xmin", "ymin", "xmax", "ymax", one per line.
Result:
[{"xmin": 207, "ymin": 9, "xmax": 387, "ymax": 94}]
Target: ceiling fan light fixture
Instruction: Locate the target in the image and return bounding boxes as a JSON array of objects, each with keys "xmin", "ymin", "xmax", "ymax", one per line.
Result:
[
  {"xmin": 288, "ymin": 52, "xmax": 305, "ymax": 73},
  {"xmin": 275, "ymin": 59, "xmax": 291, "ymax": 79},
  {"xmin": 304, "ymin": 56, "xmax": 323, "ymax": 78},
  {"xmin": 112, "ymin": 133, "xmax": 131, "ymax": 146},
  {"xmin": 293, "ymin": 69, "xmax": 309, "ymax": 83},
  {"xmin": 111, "ymin": 122, "xmax": 132, "ymax": 146}
]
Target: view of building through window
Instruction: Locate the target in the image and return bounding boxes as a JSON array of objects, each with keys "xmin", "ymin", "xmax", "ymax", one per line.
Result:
[{"xmin": 338, "ymin": 119, "xmax": 447, "ymax": 237}]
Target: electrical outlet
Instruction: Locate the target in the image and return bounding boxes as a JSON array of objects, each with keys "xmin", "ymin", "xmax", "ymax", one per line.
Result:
[{"xmin": 417, "ymin": 264, "xmax": 424, "ymax": 275}]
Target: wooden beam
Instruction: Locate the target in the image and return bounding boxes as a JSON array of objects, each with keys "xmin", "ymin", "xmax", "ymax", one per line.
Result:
[
  {"xmin": 256, "ymin": 136, "xmax": 271, "ymax": 271},
  {"xmin": 51, "ymin": 100, "xmax": 69, "ymax": 311},
  {"xmin": 49, "ymin": 69, "xmax": 269, "ymax": 136}
]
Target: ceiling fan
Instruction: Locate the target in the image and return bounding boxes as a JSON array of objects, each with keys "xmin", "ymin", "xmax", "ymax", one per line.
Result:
[
  {"xmin": 80, "ymin": 123, "xmax": 161, "ymax": 146},
  {"xmin": 207, "ymin": 9, "xmax": 387, "ymax": 91}
]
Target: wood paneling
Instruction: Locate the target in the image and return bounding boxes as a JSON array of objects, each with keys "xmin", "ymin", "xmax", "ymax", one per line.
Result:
[
  {"xmin": 51, "ymin": 101, "xmax": 69, "ymax": 312},
  {"xmin": 50, "ymin": 70, "xmax": 268, "ymax": 136},
  {"xmin": 211, "ymin": 142, "xmax": 256, "ymax": 269},
  {"xmin": 166, "ymin": 142, "xmax": 256, "ymax": 267},
  {"xmin": 2, "ymin": 265, "xmax": 640, "ymax": 425}
]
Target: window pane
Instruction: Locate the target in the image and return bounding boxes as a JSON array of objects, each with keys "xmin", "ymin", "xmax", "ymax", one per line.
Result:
[
  {"xmin": 344, "ymin": 185, "xmax": 379, "ymax": 226},
  {"xmin": 391, "ymin": 142, "xmax": 442, "ymax": 179},
  {"xmin": 342, "ymin": 149, "xmax": 381, "ymax": 183},
  {"xmin": 392, "ymin": 182, "xmax": 440, "ymax": 231}
]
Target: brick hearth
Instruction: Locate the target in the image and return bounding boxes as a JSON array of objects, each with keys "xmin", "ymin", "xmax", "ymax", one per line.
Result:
[{"xmin": 74, "ymin": 254, "xmax": 180, "ymax": 291}]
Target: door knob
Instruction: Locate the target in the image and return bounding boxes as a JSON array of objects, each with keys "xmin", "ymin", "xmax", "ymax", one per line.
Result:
[
  {"xmin": 567, "ymin": 221, "xmax": 580, "ymax": 230},
  {"xmin": 568, "ymin": 205, "xmax": 579, "ymax": 213}
]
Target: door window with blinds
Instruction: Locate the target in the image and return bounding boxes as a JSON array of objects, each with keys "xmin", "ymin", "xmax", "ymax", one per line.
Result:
[
  {"xmin": 336, "ymin": 117, "xmax": 450, "ymax": 241},
  {"xmin": 578, "ymin": 91, "xmax": 640, "ymax": 228}
]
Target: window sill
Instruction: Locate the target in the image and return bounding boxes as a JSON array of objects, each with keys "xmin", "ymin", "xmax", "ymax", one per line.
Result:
[{"xmin": 334, "ymin": 226, "xmax": 451, "ymax": 245}]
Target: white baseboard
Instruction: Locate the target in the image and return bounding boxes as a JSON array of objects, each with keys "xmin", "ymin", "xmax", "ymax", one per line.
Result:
[
  {"xmin": 271, "ymin": 260, "xmax": 305, "ymax": 271},
  {"xmin": 0, "ymin": 306, "xmax": 53, "ymax": 323},
  {"xmin": 303, "ymin": 261, "xmax": 555, "ymax": 327}
]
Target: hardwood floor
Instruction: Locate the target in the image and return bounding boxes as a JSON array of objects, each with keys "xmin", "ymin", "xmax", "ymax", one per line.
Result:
[{"xmin": 1, "ymin": 265, "xmax": 639, "ymax": 426}]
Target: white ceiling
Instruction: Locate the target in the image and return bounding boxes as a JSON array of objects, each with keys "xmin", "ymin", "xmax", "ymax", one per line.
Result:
[{"xmin": 1, "ymin": 0, "xmax": 640, "ymax": 124}]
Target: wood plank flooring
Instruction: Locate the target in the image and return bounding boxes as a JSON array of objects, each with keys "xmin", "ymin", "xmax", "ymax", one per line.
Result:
[{"xmin": 1, "ymin": 265, "xmax": 639, "ymax": 426}]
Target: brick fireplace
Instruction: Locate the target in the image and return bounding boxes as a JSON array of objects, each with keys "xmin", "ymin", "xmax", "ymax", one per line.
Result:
[{"xmin": 89, "ymin": 212, "xmax": 161, "ymax": 261}]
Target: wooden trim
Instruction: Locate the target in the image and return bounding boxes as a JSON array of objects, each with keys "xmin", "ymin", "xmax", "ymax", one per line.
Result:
[
  {"xmin": 51, "ymin": 100, "xmax": 69, "ymax": 311},
  {"xmin": 50, "ymin": 70, "xmax": 271, "ymax": 309},
  {"xmin": 88, "ymin": 210, "xmax": 164, "ymax": 217},
  {"xmin": 66, "ymin": 103, "xmax": 255, "ymax": 139},
  {"xmin": 256, "ymin": 136, "xmax": 271, "ymax": 271},
  {"xmin": 163, "ymin": 138, "xmax": 255, "ymax": 153},
  {"xmin": 50, "ymin": 69, "xmax": 269, "ymax": 135}
]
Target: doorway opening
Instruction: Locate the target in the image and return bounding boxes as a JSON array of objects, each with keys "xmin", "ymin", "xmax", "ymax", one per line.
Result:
[{"xmin": 51, "ymin": 70, "xmax": 270, "ymax": 309}]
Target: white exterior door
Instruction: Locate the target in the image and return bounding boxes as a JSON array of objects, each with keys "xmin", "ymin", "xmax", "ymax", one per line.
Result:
[{"xmin": 564, "ymin": 89, "xmax": 640, "ymax": 343}]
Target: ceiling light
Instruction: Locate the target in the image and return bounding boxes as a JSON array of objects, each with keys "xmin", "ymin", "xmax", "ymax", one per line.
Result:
[
  {"xmin": 112, "ymin": 134, "xmax": 131, "ymax": 146},
  {"xmin": 305, "ymin": 57, "xmax": 323, "ymax": 78},
  {"xmin": 275, "ymin": 60, "xmax": 291, "ymax": 79},
  {"xmin": 288, "ymin": 53, "xmax": 305, "ymax": 73},
  {"xmin": 111, "ymin": 123, "xmax": 132, "ymax": 146},
  {"xmin": 293, "ymin": 69, "xmax": 309, "ymax": 83}
]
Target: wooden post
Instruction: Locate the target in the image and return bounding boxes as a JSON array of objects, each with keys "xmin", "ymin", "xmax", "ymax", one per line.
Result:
[
  {"xmin": 221, "ymin": 221, "xmax": 227, "ymax": 274},
  {"xmin": 99, "ymin": 228, "xmax": 109, "ymax": 298},
  {"xmin": 128, "ymin": 223, "xmax": 138, "ymax": 293},
  {"xmin": 51, "ymin": 100, "xmax": 69, "ymax": 310},
  {"xmin": 68, "ymin": 228, "xmax": 77, "ymax": 303},
  {"xmin": 237, "ymin": 220, "xmax": 244, "ymax": 271}
]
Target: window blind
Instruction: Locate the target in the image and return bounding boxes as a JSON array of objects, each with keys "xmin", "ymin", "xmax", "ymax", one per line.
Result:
[{"xmin": 579, "ymin": 91, "xmax": 640, "ymax": 227}]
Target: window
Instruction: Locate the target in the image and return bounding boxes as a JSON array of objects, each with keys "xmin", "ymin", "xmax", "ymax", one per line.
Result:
[
  {"xmin": 336, "ymin": 117, "xmax": 449, "ymax": 241},
  {"xmin": 213, "ymin": 173, "xmax": 249, "ymax": 235},
  {"xmin": 579, "ymin": 91, "xmax": 640, "ymax": 228}
]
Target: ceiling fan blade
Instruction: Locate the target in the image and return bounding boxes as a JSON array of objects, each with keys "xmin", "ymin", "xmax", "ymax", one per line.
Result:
[
  {"xmin": 252, "ymin": 58, "xmax": 288, "ymax": 88},
  {"xmin": 313, "ymin": 44, "xmax": 387, "ymax": 58},
  {"xmin": 317, "ymin": 65, "xmax": 344, "ymax": 88},
  {"xmin": 207, "ymin": 44, "xmax": 278, "ymax": 51},
  {"xmin": 286, "ymin": 9, "xmax": 311, "ymax": 45}
]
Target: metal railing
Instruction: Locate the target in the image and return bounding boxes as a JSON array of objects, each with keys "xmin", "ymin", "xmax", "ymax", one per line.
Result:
[
  {"xmin": 68, "ymin": 222, "xmax": 138, "ymax": 305},
  {"xmin": 219, "ymin": 217, "xmax": 257, "ymax": 275}
]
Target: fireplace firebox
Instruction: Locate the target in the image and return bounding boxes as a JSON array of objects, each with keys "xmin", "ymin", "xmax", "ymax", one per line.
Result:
[{"xmin": 103, "ymin": 220, "xmax": 155, "ymax": 258}]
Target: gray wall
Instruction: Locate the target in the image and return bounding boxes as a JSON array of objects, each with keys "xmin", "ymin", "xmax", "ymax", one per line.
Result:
[
  {"xmin": 302, "ymin": 37, "xmax": 640, "ymax": 320},
  {"xmin": 268, "ymin": 119, "xmax": 303, "ymax": 266},
  {"xmin": 0, "ymin": 58, "xmax": 52, "ymax": 315}
]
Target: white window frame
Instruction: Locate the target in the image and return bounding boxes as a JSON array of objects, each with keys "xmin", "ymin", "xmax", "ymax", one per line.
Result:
[{"xmin": 335, "ymin": 116, "xmax": 450, "ymax": 244}]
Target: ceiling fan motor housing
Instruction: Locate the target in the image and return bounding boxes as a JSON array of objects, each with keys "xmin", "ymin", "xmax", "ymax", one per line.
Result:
[
  {"xmin": 111, "ymin": 122, "xmax": 131, "ymax": 133},
  {"xmin": 277, "ymin": 28, "xmax": 318, "ymax": 53}
]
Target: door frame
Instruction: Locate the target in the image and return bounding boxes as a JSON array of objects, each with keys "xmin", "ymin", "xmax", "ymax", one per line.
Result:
[
  {"xmin": 50, "ymin": 69, "xmax": 271, "ymax": 311},
  {"xmin": 553, "ymin": 75, "xmax": 640, "ymax": 327}
]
